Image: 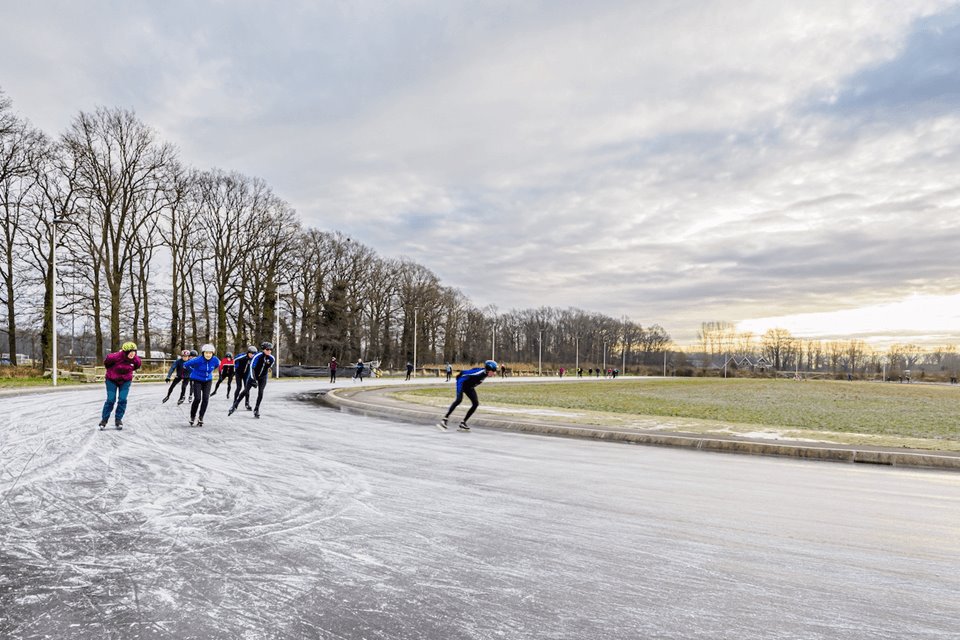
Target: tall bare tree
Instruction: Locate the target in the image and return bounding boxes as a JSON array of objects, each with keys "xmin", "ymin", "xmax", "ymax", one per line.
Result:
[{"xmin": 62, "ymin": 107, "xmax": 175, "ymax": 351}]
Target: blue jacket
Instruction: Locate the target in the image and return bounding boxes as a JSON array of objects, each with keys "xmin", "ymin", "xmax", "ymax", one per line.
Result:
[
  {"xmin": 249, "ymin": 352, "xmax": 275, "ymax": 380},
  {"xmin": 455, "ymin": 367, "xmax": 488, "ymax": 393},
  {"xmin": 185, "ymin": 355, "xmax": 221, "ymax": 382}
]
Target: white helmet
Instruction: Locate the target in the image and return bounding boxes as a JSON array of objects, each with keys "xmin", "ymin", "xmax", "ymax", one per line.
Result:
[{"xmin": 200, "ymin": 343, "xmax": 215, "ymax": 354}]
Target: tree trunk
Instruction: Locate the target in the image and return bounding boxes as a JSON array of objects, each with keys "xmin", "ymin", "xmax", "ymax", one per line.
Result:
[{"xmin": 4, "ymin": 249, "xmax": 16, "ymax": 366}]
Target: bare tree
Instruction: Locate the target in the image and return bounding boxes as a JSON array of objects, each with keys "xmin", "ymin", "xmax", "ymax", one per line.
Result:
[
  {"xmin": 62, "ymin": 107, "xmax": 176, "ymax": 351},
  {"xmin": 0, "ymin": 93, "xmax": 45, "ymax": 364}
]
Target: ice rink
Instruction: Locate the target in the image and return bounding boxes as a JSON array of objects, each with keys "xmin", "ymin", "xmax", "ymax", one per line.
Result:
[{"xmin": 1, "ymin": 379, "xmax": 958, "ymax": 639}]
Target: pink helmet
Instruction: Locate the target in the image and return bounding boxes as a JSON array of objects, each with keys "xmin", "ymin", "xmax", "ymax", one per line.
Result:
[{"xmin": 181, "ymin": 349, "xmax": 191, "ymax": 357}]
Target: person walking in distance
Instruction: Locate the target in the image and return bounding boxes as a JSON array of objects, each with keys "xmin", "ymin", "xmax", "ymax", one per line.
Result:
[
  {"xmin": 247, "ymin": 342, "xmax": 276, "ymax": 418},
  {"xmin": 163, "ymin": 349, "xmax": 192, "ymax": 404},
  {"xmin": 329, "ymin": 356, "xmax": 338, "ymax": 383},
  {"xmin": 100, "ymin": 342, "xmax": 142, "ymax": 430},
  {"xmin": 445, "ymin": 362, "xmax": 453, "ymax": 382},
  {"xmin": 228, "ymin": 345, "xmax": 257, "ymax": 416},
  {"xmin": 353, "ymin": 359, "xmax": 364, "ymax": 382},
  {"xmin": 184, "ymin": 344, "xmax": 220, "ymax": 427},
  {"xmin": 211, "ymin": 351, "xmax": 235, "ymax": 397},
  {"xmin": 437, "ymin": 360, "xmax": 498, "ymax": 432},
  {"xmin": 405, "ymin": 361, "xmax": 413, "ymax": 381}
]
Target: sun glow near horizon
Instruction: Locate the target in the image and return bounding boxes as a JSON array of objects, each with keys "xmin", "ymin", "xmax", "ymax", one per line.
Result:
[{"xmin": 736, "ymin": 293, "xmax": 960, "ymax": 349}]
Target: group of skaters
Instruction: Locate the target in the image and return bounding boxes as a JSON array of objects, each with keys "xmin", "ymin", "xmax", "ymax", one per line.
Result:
[
  {"xmin": 577, "ymin": 367, "xmax": 620, "ymax": 378},
  {"xmin": 99, "ymin": 341, "xmax": 276, "ymax": 429},
  {"xmin": 99, "ymin": 341, "xmax": 501, "ymax": 434},
  {"xmin": 327, "ymin": 357, "xmax": 368, "ymax": 384}
]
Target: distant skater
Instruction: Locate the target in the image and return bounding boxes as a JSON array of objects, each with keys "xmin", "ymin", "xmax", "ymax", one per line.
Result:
[
  {"xmin": 247, "ymin": 342, "xmax": 276, "ymax": 418},
  {"xmin": 229, "ymin": 345, "xmax": 258, "ymax": 416},
  {"xmin": 185, "ymin": 344, "xmax": 220, "ymax": 427},
  {"xmin": 354, "ymin": 359, "xmax": 364, "ymax": 382},
  {"xmin": 163, "ymin": 349, "xmax": 192, "ymax": 404},
  {"xmin": 211, "ymin": 351, "xmax": 234, "ymax": 397},
  {"xmin": 445, "ymin": 362, "xmax": 452, "ymax": 382},
  {"xmin": 405, "ymin": 361, "xmax": 413, "ymax": 380},
  {"xmin": 329, "ymin": 356, "xmax": 338, "ymax": 383},
  {"xmin": 437, "ymin": 360, "xmax": 498, "ymax": 432},
  {"xmin": 100, "ymin": 342, "xmax": 142, "ymax": 430}
]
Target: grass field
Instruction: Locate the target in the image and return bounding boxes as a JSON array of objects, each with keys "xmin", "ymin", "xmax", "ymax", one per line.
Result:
[
  {"xmin": 0, "ymin": 376, "xmax": 81, "ymax": 388},
  {"xmin": 402, "ymin": 378, "xmax": 960, "ymax": 450}
]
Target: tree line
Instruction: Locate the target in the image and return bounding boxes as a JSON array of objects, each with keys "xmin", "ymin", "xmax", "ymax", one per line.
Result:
[
  {"xmin": 694, "ymin": 322, "xmax": 960, "ymax": 376},
  {"xmin": 0, "ymin": 92, "xmax": 673, "ymax": 371}
]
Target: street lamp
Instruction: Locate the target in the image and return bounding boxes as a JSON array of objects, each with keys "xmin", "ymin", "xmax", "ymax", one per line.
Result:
[
  {"xmin": 575, "ymin": 335, "xmax": 579, "ymax": 375},
  {"xmin": 412, "ymin": 308, "xmax": 417, "ymax": 379},
  {"xmin": 275, "ymin": 281, "xmax": 287, "ymax": 379},
  {"xmin": 51, "ymin": 217, "xmax": 78, "ymax": 386},
  {"xmin": 538, "ymin": 330, "xmax": 542, "ymax": 377}
]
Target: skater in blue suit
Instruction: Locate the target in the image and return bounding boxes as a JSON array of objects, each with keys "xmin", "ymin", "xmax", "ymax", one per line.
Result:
[
  {"xmin": 184, "ymin": 344, "xmax": 220, "ymax": 427},
  {"xmin": 437, "ymin": 360, "xmax": 497, "ymax": 432}
]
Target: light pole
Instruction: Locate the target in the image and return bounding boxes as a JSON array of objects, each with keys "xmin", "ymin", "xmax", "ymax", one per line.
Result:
[
  {"xmin": 491, "ymin": 317, "xmax": 496, "ymax": 362},
  {"xmin": 603, "ymin": 341, "xmax": 607, "ymax": 378},
  {"xmin": 538, "ymin": 330, "xmax": 542, "ymax": 376},
  {"xmin": 275, "ymin": 281, "xmax": 287, "ymax": 378},
  {"xmin": 51, "ymin": 217, "xmax": 77, "ymax": 386},
  {"xmin": 413, "ymin": 308, "xmax": 417, "ymax": 378},
  {"xmin": 575, "ymin": 336, "xmax": 579, "ymax": 375},
  {"xmin": 622, "ymin": 317, "xmax": 627, "ymax": 376}
]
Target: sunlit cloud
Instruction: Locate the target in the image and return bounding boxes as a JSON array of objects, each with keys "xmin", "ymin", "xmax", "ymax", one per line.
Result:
[{"xmin": 2, "ymin": 0, "xmax": 960, "ymax": 345}]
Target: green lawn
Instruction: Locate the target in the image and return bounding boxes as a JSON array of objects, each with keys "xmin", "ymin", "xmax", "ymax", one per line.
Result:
[
  {"xmin": 0, "ymin": 376, "xmax": 82, "ymax": 388},
  {"xmin": 403, "ymin": 378, "xmax": 960, "ymax": 447}
]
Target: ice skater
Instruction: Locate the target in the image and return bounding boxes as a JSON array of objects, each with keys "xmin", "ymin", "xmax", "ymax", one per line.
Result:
[
  {"xmin": 445, "ymin": 362, "xmax": 452, "ymax": 382},
  {"xmin": 211, "ymin": 351, "xmax": 235, "ymax": 397},
  {"xmin": 163, "ymin": 349, "xmax": 192, "ymax": 404},
  {"xmin": 247, "ymin": 341, "xmax": 275, "ymax": 418},
  {"xmin": 184, "ymin": 344, "xmax": 220, "ymax": 427},
  {"xmin": 228, "ymin": 345, "xmax": 257, "ymax": 416},
  {"xmin": 405, "ymin": 361, "xmax": 413, "ymax": 380},
  {"xmin": 353, "ymin": 359, "xmax": 364, "ymax": 382},
  {"xmin": 437, "ymin": 360, "xmax": 497, "ymax": 432},
  {"xmin": 100, "ymin": 342, "xmax": 142, "ymax": 430},
  {"xmin": 187, "ymin": 349, "xmax": 198, "ymax": 401},
  {"xmin": 329, "ymin": 356, "xmax": 338, "ymax": 383}
]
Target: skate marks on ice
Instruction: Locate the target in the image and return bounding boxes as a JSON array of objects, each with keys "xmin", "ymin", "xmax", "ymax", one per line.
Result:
[
  {"xmin": 0, "ymin": 385, "xmax": 369, "ymax": 639},
  {"xmin": 2, "ymin": 381, "xmax": 960, "ymax": 639}
]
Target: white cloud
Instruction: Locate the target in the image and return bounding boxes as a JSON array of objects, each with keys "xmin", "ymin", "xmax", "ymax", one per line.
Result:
[{"xmin": 2, "ymin": 0, "xmax": 960, "ymax": 345}]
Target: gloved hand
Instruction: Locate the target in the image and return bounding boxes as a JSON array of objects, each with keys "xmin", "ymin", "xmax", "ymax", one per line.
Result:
[
  {"xmin": 165, "ymin": 377, "xmax": 170, "ymax": 383},
  {"xmin": 250, "ymin": 379, "xmax": 258, "ymax": 388}
]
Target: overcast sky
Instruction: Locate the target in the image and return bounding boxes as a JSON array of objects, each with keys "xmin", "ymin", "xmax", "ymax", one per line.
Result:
[{"xmin": 3, "ymin": 0, "xmax": 960, "ymax": 346}]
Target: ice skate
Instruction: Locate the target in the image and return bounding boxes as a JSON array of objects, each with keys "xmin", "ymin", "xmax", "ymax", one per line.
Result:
[
  {"xmin": 115, "ymin": 420, "xmax": 123, "ymax": 430},
  {"xmin": 436, "ymin": 417, "xmax": 448, "ymax": 431},
  {"xmin": 457, "ymin": 421, "xmax": 470, "ymax": 432},
  {"xmin": 98, "ymin": 419, "xmax": 107, "ymax": 430}
]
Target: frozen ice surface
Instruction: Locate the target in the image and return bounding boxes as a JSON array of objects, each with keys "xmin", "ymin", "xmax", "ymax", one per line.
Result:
[{"xmin": 1, "ymin": 380, "xmax": 959, "ymax": 639}]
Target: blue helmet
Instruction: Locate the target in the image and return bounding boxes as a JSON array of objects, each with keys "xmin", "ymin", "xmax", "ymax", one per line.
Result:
[{"xmin": 484, "ymin": 360, "xmax": 498, "ymax": 371}]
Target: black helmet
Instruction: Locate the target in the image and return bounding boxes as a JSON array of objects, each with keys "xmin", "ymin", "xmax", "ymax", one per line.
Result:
[
  {"xmin": 189, "ymin": 349, "xmax": 198, "ymax": 356},
  {"xmin": 225, "ymin": 351, "xmax": 234, "ymax": 358},
  {"xmin": 261, "ymin": 341, "xmax": 273, "ymax": 350}
]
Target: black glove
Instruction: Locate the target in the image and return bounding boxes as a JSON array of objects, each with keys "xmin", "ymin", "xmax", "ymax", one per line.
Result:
[
  {"xmin": 250, "ymin": 379, "xmax": 258, "ymax": 388},
  {"xmin": 165, "ymin": 377, "xmax": 170, "ymax": 383}
]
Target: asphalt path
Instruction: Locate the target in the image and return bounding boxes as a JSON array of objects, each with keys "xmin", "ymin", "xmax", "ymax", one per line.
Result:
[{"xmin": 1, "ymin": 379, "xmax": 958, "ymax": 639}]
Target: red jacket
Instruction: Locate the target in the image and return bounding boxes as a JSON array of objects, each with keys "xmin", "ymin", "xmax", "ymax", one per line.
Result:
[{"xmin": 104, "ymin": 351, "xmax": 142, "ymax": 383}]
